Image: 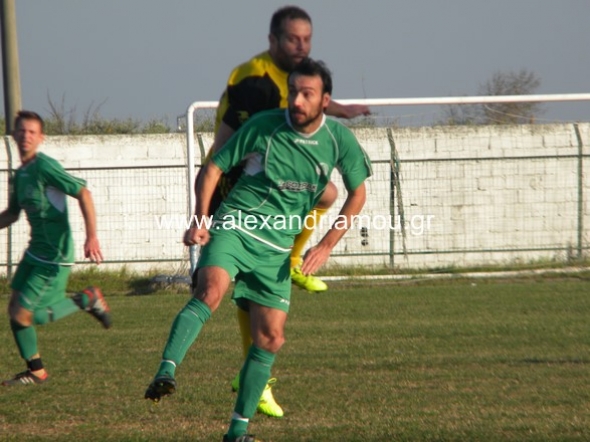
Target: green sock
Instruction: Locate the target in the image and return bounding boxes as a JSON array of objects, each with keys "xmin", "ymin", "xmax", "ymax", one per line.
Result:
[
  {"xmin": 227, "ymin": 416, "xmax": 249, "ymax": 440},
  {"xmin": 10, "ymin": 320, "xmax": 38, "ymax": 361},
  {"xmin": 157, "ymin": 298, "xmax": 211, "ymax": 378},
  {"xmin": 33, "ymin": 298, "xmax": 81, "ymax": 325},
  {"xmin": 156, "ymin": 360, "xmax": 177, "ymax": 378},
  {"xmin": 234, "ymin": 345, "xmax": 276, "ymax": 418}
]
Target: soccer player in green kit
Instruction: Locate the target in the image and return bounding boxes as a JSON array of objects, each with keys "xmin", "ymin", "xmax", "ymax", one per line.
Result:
[
  {"xmin": 145, "ymin": 58, "xmax": 372, "ymax": 442},
  {"xmin": 0, "ymin": 110, "xmax": 111, "ymax": 386}
]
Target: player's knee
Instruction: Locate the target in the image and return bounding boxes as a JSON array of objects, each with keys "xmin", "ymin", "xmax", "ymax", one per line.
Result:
[
  {"xmin": 194, "ymin": 288, "xmax": 224, "ymax": 312},
  {"xmin": 193, "ymin": 279, "xmax": 226, "ymax": 312},
  {"xmin": 192, "ymin": 267, "xmax": 231, "ymax": 312},
  {"xmin": 316, "ymin": 181, "xmax": 338, "ymax": 209},
  {"xmin": 9, "ymin": 304, "xmax": 33, "ymax": 327},
  {"xmin": 255, "ymin": 332, "xmax": 285, "ymax": 354},
  {"xmin": 269, "ymin": 334, "xmax": 285, "ymax": 353}
]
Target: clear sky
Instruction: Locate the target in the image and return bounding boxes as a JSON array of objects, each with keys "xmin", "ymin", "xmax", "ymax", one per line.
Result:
[{"xmin": 5, "ymin": 0, "xmax": 590, "ymax": 126}]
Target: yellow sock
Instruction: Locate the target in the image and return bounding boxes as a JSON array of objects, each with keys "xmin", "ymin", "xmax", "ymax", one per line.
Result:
[
  {"xmin": 237, "ymin": 308, "xmax": 252, "ymax": 359},
  {"xmin": 290, "ymin": 207, "xmax": 328, "ymax": 268}
]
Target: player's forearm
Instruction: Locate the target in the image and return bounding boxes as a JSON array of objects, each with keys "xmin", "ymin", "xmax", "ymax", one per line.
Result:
[
  {"xmin": 194, "ymin": 162, "xmax": 223, "ymax": 219},
  {"xmin": 326, "ymin": 100, "xmax": 370, "ymax": 119},
  {"xmin": 0, "ymin": 209, "xmax": 19, "ymax": 229},
  {"xmin": 317, "ymin": 183, "xmax": 367, "ymax": 250},
  {"xmin": 325, "ymin": 100, "xmax": 348, "ymax": 119},
  {"xmin": 77, "ymin": 188, "xmax": 99, "ymax": 240}
]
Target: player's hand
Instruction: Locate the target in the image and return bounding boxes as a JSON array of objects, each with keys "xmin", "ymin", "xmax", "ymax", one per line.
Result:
[
  {"xmin": 183, "ymin": 227, "xmax": 210, "ymax": 247},
  {"xmin": 343, "ymin": 104, "xmax": 371, "ymax": 119},
  {"xmin": 84, "ymin": 236, "xmax": 103, "ymax": 264},
  {"xmin": 300, "ymin": 244, "xmax": 332, "ymax": 275}
]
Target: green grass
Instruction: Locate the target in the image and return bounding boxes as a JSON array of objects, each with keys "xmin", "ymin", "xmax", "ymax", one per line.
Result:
[{"xmin": 1, "ymin": 276, "xmax": 590, "ymax": 441}]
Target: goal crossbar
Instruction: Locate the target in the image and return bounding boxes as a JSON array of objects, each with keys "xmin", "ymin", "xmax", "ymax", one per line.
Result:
[{"xmin": 185, "ymin": 92, "xmax": 590, "ymax": 272}]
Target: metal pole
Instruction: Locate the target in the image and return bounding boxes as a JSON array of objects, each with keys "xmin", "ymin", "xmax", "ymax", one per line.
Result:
[
  {"xmin": 573, "ymin": 123, "xmax": 584, "ymax": 260},
  {"xmin": 185, "ymin": 101, "xmax": 218, "ymax": 275},
  {"xmin": 4, "ymin": 135, "xmax": 13, "ymax": 278},
  {"xmin": 186, "ymin": 103, "xmax": 198, "ymax": 274},
  {"xmin": 1, "ymin": 0, "xmax": 22, "ymax": 134},
  {"xmin": 387, "ymin": 129, "xmax": 396, "ymax": 268},
  {"xmin": 335, "ymin": 93, "xmax": 590, "ymax": 107}
]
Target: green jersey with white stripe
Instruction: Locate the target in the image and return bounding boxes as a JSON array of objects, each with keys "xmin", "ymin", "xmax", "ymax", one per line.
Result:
[
  {"xmin": 8, "ymin": 152, "xmax": 85, "ymax": 264},
  {"xmin": 212, "ymin": 108, "xmax": 372, "ymax": 250}
]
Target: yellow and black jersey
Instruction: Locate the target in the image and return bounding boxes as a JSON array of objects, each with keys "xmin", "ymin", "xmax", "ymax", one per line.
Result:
[
  {"xmin": 205, "ymin": 51, "xmax": 289, "ymax": 212},
  {"xmin": 214, "ymin": 51, "xmax": 289, "ymax": 133}
]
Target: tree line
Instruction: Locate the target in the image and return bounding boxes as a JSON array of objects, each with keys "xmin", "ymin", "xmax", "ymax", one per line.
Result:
[{"xmin": 1, "ymin": 70, "xmax": 543, "ymax": 135}]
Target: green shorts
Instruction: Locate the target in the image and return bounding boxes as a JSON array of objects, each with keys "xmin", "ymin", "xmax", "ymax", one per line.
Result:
[
  {"xmin": 10, "ymin": 254, "xmax": 72, "ymax": 312},
  {"xmin": 197, "ymin": 227, "xmax": 292, "ymax": 313}
]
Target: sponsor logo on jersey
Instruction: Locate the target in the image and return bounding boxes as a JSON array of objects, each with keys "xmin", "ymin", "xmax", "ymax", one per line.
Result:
[
  {"xmin": 294, "ymin": 138, "xmax": 319, "ymax": 146},
  {"xmin": 237, "ymin": 111, "xmax": 250, "ymax": 124},
  {"xmin": 277, "ymin": 180, "xmax": 317, "ymax": 192}
]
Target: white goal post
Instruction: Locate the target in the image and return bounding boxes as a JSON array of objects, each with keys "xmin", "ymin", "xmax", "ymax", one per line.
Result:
[{"xmin": 185, "ymin": 93, "xmax": 590, "ymax": 273}]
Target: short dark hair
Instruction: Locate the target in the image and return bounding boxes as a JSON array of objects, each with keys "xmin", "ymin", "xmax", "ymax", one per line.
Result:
[
  {"xmin": 14, "ymin": 110, "xmax": 45, "ymax": 133},
  {"xmin": 289, "ymin": 58, "xmax": 333, "ymax": 95},
  {"xmin": 270, "ymin": 5, "xmax": 312, "ymax": 38}
]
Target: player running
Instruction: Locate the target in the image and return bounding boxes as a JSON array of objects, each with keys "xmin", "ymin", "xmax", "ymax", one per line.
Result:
[{"xmin": 0, "ymin": 110, "xmax": 111, "ymax": 386}]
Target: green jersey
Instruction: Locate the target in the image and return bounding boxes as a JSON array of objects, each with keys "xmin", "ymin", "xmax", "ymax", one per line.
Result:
[
  {"xmin": 212, "ymin": 108, "xmax": 372, "ymax": 250},
  {"xmin": 8, "ymin": 152, "xmax": 85, "ymax": 265}
]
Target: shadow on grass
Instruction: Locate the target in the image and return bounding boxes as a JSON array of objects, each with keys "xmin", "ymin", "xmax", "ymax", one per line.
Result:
[
  {"xmin": 129, "ymin": 274, "xmax": 192, "ymax": 296},
  {"xmin": 67, "ymin": 266, "xmax": 191, "ymax": 296}
]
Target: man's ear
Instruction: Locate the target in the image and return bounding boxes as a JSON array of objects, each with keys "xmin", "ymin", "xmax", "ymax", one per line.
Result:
[{"xmin": 268, "ymin": 33, "xmax": 278, "ymax": 50}]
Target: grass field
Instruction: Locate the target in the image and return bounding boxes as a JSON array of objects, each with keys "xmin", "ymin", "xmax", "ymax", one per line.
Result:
[{"xmin": 1, "ymin": 272, "xmax": 590, "ymax": 441}]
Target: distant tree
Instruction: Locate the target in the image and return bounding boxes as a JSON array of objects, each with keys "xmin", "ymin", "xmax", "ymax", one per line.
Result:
[
  {"xmin": 442, "ymin": 69, "xmax": 545, "ymax": 125},
  {"xmin": 178, "ymin": 108, "xmax": 216, "ymax": 133},
  {"xmin": 480, "ymin": 69, "xmax": 544, "ymax": 124},
  {"xmin": 25, "ymin": 94, "xmax": 172, "ymax": 135},
  {"xmin": 142, "ymin": 119, "xmax": 174, "ymax": 134},
  {"xmin": 441, "ymin": 102, "xmax": 479, "ymax": 126}
]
